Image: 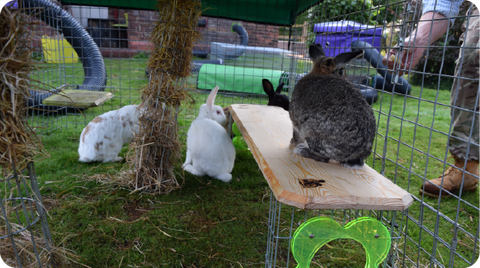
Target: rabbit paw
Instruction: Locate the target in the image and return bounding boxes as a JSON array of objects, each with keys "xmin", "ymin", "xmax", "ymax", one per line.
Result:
[
  {"xmin": 294, "ymin": 143, "xmax": 329, "ymax": 163},
  {"xmin": 215, "ymin": 173, "xmax": 232, "ymax": 183},
  {"xmin": 183, "ymin": 164, "xmax": 195, "ymax": 174},
  {"xmin": 290, "ymin": 137, "xmax": 303, "ymax": 149},
  {"xmin": 78, "ymin": 156, "xmax": 93, "ymax": 163},
  {"xmin": 183, "ymin": 164, "xmax": 206, "ymax": 177},
  {"xmin": 290, "ymin": 127, "xmax": 301, "ymax": 148},
  {"xmin": 295, "ymin": 142, "xmax": 308, "ymax": 149}
]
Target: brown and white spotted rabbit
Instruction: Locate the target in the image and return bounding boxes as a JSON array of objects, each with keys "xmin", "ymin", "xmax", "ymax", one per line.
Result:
[
  {"xmin": 78, "ymin": 105, "xmax": 144, "ymax": 163},
  {"xmin": 289, "ymin": 44, "xmax": 376, "ymax": 168}
]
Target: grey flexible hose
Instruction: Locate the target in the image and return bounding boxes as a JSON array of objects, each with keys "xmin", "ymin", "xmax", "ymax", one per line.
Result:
[{"xmin": 19, "ymin": 0, "xmax": 107, "ymax": 111}]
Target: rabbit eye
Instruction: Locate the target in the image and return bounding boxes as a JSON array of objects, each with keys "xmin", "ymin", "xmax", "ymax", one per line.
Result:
[
  {"xmin": 216, "ymin": 111, "xmax": 221, "ymax": 115},
  {"xmin": 338, "ymin": 69, "xmax": 344, "ymax": 76}
]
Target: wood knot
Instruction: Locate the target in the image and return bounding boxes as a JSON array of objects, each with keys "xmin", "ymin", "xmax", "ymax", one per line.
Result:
[{"xmin": 299, "ymin": 179, "xmax": 325, "ymax": 188}]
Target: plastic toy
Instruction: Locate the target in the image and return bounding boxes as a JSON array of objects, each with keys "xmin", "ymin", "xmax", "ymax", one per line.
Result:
[
  {"xmin": 291, "ymin": 217, "xmax": 391, "ymax": 268},
  {"xmin": 232, "ymin": 122, "xmax": 250, "ymax": 152}
]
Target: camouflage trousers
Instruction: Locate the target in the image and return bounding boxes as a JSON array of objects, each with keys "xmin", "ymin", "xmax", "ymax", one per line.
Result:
[{"xmin": 449, "ymin": 5, "xmax": 480, "ymax": 162}]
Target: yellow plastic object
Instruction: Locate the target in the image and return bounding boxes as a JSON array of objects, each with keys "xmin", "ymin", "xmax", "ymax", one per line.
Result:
[
  {"xmin": 41, "ymin": 35, "xmax": 78, "ymax": 63},
  {"xmin": 113, "ymin": 13, "xmax": 128, "ymax": 27},
  {"xmin": 291, "ymin": 217, "xmax": 391, "ymax": 268}
]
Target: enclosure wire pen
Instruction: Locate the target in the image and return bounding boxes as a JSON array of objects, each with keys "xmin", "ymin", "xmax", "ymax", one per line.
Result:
[
  {"xmin": 27, "ymin": 0, "xmax": 152, "ymax": 135},
  {"xmin": 62, "ymin": 2, "xmax": 136, "ymax": 130},
  {"xmin": 17, "ymin": 0, "xmax": 480, "ymax": 266},
  {"xmin": 264, "ymin": 0, "xmax": 479, "ymax": 267},
  {"xmin": 0, "ymin": 4, "xmax": 84, "ymax": 267},
  {"xmin": 26, "ymin": 2, "xmax": 68, "ymax": 135}
]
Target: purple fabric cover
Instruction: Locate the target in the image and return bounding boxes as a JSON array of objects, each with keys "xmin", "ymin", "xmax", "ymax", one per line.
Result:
[
  {"xmin": 6, "ymin": 1, "xmax": 19, "ymax": 9},
  {"xmin": 314, "ymin": 21, "xmax": 382, "ymax": 57}
]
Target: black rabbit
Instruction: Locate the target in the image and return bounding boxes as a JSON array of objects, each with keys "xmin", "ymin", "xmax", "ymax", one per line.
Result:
[
  {"xmin": 262, "ymin": 79, "xmax": 289, "ymax": 111},
  {"xmin": 289, "ymin": 44, "xmax": 376, "ymax": 168}
]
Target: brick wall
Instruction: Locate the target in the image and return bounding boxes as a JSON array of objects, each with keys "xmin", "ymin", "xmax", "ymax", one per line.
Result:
[
  {"xmin": 29, "ymin": 1, "xmax": 62, "ymax": 50},
  {"xmin": 38, "ymin": 7, "xmax": 281, "ymax": 58},
  {"xmin": 116, "ymin": 9, "xmax": 279, "ymax": 53},
  {"xmin": 108, "ymin": 8, "xmax": 158, "ymax": 52},
  {"xmin": 198, "ymin": 17, "xmax": 279, "ymax": 48}
]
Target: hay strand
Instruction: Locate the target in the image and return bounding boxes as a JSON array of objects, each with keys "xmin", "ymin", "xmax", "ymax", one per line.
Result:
[
  {"xmin": 0, "ymin": 213, "xmax": 87, "ymax": 268},
  {"xmin": 0, "ymin": 5, "xmax": 48, "ymax": 175},
  {"xmin": 127, "ymin": 0, "xmax": 201, "ymax": 194}
]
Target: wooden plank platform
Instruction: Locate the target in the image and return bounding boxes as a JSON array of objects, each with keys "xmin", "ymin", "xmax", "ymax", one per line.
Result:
[
  {"xmin": 229, "ymin": 104, "xmax": 413, "ymax": 211},
  {"xmin": 42, "ymin": 89, "xmax": 114, "ymax": 108}
]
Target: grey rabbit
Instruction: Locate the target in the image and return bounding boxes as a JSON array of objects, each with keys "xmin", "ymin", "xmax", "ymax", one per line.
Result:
[
  {"xmin": 289, "ymin": 44, "xmax": 376, "ymax": 168},
  {"xmin": 262, "ymin": 79, "xmax": 289, "ymax": 111}
]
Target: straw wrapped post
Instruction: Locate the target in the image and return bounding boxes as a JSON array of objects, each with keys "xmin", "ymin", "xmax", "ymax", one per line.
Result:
[
  {"xmin": 0, "ymin": 5, "xmax": 48, "ymax": 175},
  {"xmin": 128, "ymin": 0, "xmax": 201, "ymax": 194},
  {"xmin": 0, "ymin": 7, "xmax": 79, "ymax": 267}
]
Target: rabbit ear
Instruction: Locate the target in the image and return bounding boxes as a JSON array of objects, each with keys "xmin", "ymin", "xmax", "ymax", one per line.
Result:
[
  {"xmin": 275, "ymin": 82, "xmax": 285, "ymax": 94},
  {"xmin": 206, "ymin": 86, "xmax": 219, "ymax": 110},
  {"xmin": 333, "ymin": 50, "xmax": 364, "ymax": 71},
  {"xmin": 309, "ymin": 44, "xmax": 325, "ymax": 61},
  {"xmin": 262, "ymin": 79, "xmax": 275, "ymax": 98}
]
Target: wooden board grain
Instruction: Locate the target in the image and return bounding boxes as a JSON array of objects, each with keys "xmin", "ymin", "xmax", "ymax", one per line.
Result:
[
  {"xmin": 229, "ymin": 104, "xmax": 413, "ymax": 210},
  {"xmin": 42, "ymin": 89, "xmax": 114, "ymax": 108}
]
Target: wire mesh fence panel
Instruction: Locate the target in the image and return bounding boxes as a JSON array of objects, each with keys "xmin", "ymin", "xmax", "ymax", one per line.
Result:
[
  {"xmin": 197, "ymin": 0, "xmax": 479, "ymax": 267},
  {"xmin": 1, "ymin": 4, "xmax": 55, "ymax": 266},
  {"xmin": 24, "ymin": 0, "xmax": 154, "ymax": 135},
  {"xmin": 274, "ymin": 0, "xmax": 478, "ymax": 267},
  {"xmin": 15, "ymin": 0, "xmax": 479, "ymax": 266},
  {"xmin": 25, "ymin": 2, "xmax": 69, "ymax": 135},
  {"xmin": 184, "ymin": 15, "xmax": 299, "ymax": 131},
  {"xmin": 0, "ymin": 162, "xmax": 53, "ymax": 267}
]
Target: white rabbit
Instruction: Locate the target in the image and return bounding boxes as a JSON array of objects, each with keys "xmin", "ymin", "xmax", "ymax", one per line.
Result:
[
  {"xmin": 78, "ymin": 105, "xmax": 143, "ymax": 163},
  {"xmin": 182, "ymin": 86, "xmax": 236, "ymax": 183}
]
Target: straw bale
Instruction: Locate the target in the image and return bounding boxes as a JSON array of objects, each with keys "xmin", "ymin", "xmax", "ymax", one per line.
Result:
[
  {"xmin": 0, "ymin": 6, "xmax": 48, "ymax": 176},
  {"xmin": 127, "ymin": 0, "xmax": 201, "ymax": 194}
]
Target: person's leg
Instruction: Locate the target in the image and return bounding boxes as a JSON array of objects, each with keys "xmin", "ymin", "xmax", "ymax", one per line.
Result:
[
  {"xmin": 448, "ymin": 6, "xmax": 479, "ymax": 163},
  {"xmin": 420, "ymin": 6, "xmax": 479, "ymax": 198}
]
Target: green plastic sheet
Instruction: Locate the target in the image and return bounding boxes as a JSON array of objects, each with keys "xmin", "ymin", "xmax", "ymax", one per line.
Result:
[{"xmin": 197, "ymin": 64, "xmax": 283, "ymax": 94}]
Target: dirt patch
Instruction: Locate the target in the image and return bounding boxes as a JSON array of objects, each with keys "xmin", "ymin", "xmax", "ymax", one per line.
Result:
[
  {"xmin": 117, "ymin": 237, "xmax": 141, "ymax": 250},
  {"xmin": 123, "ymin": 201, "xmax": 152, "ymax": 221},
  {"xmin": 179, "ymin": 211, "xmax": 217, "ymax": 233}
]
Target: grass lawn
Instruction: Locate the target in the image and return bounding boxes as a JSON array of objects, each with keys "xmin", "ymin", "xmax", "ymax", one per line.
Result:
[{"xmin": 8, "ymin": 58, "xmax": 479, "ymax": 267}]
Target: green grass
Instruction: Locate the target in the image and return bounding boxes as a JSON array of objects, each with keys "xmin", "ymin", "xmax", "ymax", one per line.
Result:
[
  {"xmin": 366, "ymin": 86, "xmax": 479, "ymax": 267},
  {"xmin": 28, "ymin": 59, "xmax": 147, "ymax": 134},
  {"xmin": 15, "ymin": 59, "xmax": 480, "ymax": 267},
  {"xmin": 35, "ymin": 128, "xmax": 271, "ymax": 267}
]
